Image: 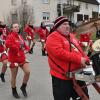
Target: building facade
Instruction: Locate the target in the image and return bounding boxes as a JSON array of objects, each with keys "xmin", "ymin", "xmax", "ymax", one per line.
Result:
[
  {"xmin": 57, "ymin": 0, "xmax": 99, "ymax": 23},
  {"xmin": 0, "ymin": 0, "xmax": 99, "ymax": 27}
]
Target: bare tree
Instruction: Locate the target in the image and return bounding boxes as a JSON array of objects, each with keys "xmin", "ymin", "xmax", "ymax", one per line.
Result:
[
  {"xmin": 18, "ymin": 3, "xmax": 34, "ymax": 28},
  {"xmin": 6, "ymin": 2, "xmax": 34, "ymax": 30}
]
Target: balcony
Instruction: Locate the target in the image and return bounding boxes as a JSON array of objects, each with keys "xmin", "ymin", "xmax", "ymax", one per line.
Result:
[{"xmin": 57, "ymin": 3, "xmax": 80, "ymax": 14}]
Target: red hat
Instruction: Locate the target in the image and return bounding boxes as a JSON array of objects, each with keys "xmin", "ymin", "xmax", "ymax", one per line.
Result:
[
  {"xmin": 0, "ymin": 28, "xmax": 3, "ymax": 32},
  {"xmin": 50, "ymin": 16, "xmax": 68, "ymax": 33}
]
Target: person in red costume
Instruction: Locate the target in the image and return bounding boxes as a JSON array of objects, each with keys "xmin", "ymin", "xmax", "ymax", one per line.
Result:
[
  {"xmin": 24, "ymin": 24, "xmax": 36, "ymax": 54},
  {"xmin": 5, "ymin": 23, "xmax": 30, "ymax": 98},
  {"xmin": 46, "ymin": 16, "xmax": 90, "ymax": 100},
  {"xmin": 38, "ymin": 22, "xmax": 49, "ymax": 56},
  {"xmin": 79, "ymin": 33, "xmax": 93, "ymax": 56},
  {"xmin": 0, "ymin": 24, "xmax": 8, "ymax": 82}
]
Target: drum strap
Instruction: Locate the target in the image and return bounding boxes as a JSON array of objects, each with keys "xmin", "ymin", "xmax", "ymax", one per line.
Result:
[
  {"xmin": 48, "ymin": 55, "xmax": 66, "ymax": 76},
  {"xmin": 65, "ymin": 34, "xmax": 85, "ymax": 77},
  {"xmin": 66, "ymin": 35, "xmax": 72, "ymax": 77}
]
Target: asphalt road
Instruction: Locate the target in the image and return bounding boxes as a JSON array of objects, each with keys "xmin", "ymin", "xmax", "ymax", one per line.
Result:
[{"xmin": 0, "ymin": 42, "xmax": 100, "ymax": 100}]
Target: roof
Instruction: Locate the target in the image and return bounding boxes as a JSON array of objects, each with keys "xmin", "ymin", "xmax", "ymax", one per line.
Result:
[{"xmin": 76, "ymin": 0, "xmax": 99, "ymax": 5}]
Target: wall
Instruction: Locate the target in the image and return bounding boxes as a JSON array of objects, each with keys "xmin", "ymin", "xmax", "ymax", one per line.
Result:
[{"xmin": 0, "ymin": 0, "xmax": 11, "ymax": 23}]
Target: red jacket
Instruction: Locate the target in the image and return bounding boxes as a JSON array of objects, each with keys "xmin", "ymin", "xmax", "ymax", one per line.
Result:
[
  {"xmin": 80, "ymin": 33, "xmax": 91, "ymax": 42},
  {"xmin": 5, "ymin": 32, "xmax": 30, "ymax": 63},
  {"xmin": 24, "ymin": 25, "xmax": 35, "ymax": 40},
  {"xmin": 38, "ymin": 27, "xmax": 49, "ymax": 41},
  {"xmin": 0, "ymin": 35, "xmax": 5, "ymax": 53},
  {"xmin": 46, "ymin": 31, "xmax": 89, "ymax": 80},
  {"xmin": 0, "ymin": 28, "xmax": 6, "ymax": 53}
]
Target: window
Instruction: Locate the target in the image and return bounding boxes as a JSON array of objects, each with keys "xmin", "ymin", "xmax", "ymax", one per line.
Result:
[
  {"xmin": 42, "ymin": 12, "xmax": 50, "ymax": 21},
  {"xmin": 21, "ymin": 0, "xmax": 27, "ymax": 4},
  {"xmin": 11, "ymin": 0, "xmax": 17, "ymax": 5},
  {"xmin": 42, "ymin": 0, "xmax": 49, "ymax": 4},
  {"xmin": 92, "ymin": 11, "xmax": 98, "ymax": 19},
  {"xmin": 77, "ymin": 14, "xmax": 83, "ymax": 21},
  {"xmin": 84, "ymin": 15, "xmax": 89, "ymax": 20}
]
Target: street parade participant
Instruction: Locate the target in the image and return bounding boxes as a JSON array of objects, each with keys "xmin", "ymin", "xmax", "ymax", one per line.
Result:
[
  {"xmin": 90, "ymin": 30, "xmax": 100, "ymax": 81},
  {"xmin": 5, "ymin": 23, "xmax": 30, "ymax": 98},
  {"xmin": 79, "ymin": 32, "xmax": 93, "ymax": 56},
  {"xmin": 0, "ymin": 24, "xmax": 8, "ymax": 82},
  {"xmin": 46, "ymin": 16, "xmax": 90, "ymax": 100},
  {"xmin": 24, "ymin": 24, "xmax": 36, "ymax": 54},
  {"xmin": 38, "ymin": 22, "xmax": 49, "ymax": 56}
]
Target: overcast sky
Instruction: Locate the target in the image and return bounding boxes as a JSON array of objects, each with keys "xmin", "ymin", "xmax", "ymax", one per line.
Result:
[{"xmin": 97, "ymin": 0, "xmax": 100, "ymax": 2}]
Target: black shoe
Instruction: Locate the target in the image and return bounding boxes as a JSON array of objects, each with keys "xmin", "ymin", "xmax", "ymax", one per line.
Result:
[
  {"xmin": 12, "ymin": 87, "xmax": 20, "ymax": 99},
  {"xmin": 20, "ymin": 83, "xmax": 27, "ymax": 97},
  {"xmin": 0, "ymin": 73, "xmax": 5, "ymax": 82},
  {"xmin": 29, "ymin": 48, "xmax": 33, "ymax": 54},
  {"xmin": 42, "ymin": 50, "xmax": 46, "ymax": 56}
]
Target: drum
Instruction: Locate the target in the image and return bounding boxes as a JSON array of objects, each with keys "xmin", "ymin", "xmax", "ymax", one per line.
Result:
[{"xmin": 91, "ymin": 39, "xmax": 100, "ymax": 76}]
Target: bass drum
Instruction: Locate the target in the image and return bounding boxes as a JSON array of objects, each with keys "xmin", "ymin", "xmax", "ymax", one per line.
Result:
[{"xmin": 91, "ymin": 39, "xmax": 100, "ymax": 76}]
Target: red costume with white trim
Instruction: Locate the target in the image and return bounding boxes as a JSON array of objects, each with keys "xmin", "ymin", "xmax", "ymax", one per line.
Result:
[
  {"xmin": 5, "ymin": 32, "xmax": 30, "ymax": 68},
  {"xmin": 79, "ymin": 33, "xmax": 93, "ymax": 47},
  {"xmin": 38, "ymin": 27, "xmax": 49, "ymax": 41},
  {"xmin": 24, "ymin": 25, "xmax": 35, "ymax": 40},
  {"xmin": 0, "ymin": 28, "xmax": 8, "ymax": 61}
]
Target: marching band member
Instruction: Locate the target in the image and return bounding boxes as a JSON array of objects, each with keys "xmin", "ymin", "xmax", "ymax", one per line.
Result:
[
  {"xmin": 0, "ymin": 25, "xmax": 8, "ymax": 82},
  {"xmin": 79, "ymin": 32, "xmax": 93, "ymax": 56},
  {"xmin": 5, "ymin": 23, "xmax": 30, "ymax": 98},
  {"xmin": 24, "ymin": 24, "xmax": 36, "ymax": 54},
  {"xmin": 46, "ymin": 16, "xmax": 90, "ymax": 100},
  {"xmin": 38, "ymin": 22, "xmax": 49, "ymax": 56}
]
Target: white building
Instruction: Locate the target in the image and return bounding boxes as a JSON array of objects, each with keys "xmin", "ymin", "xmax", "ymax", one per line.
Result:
[
  {"xmin": 74, "ymin": 0, "xmax": 99, "ymax": 23},
  {"xmin": 0, "ymin": 0, "xmax": 99, "ymax": 27},
  {"xmin": 57, "ymin": 0, "xmax": 99, "ymax": 24}
]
